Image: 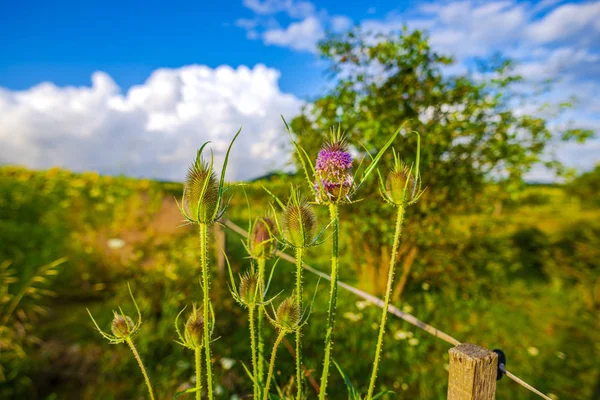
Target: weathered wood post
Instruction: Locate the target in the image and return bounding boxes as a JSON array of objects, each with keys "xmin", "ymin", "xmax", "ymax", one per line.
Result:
[{"xmin": 447, "ymin": 343, "xmax": 498, "ymax": 400}]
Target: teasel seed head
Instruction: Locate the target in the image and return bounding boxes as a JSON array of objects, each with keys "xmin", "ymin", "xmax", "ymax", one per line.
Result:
[
  {"xmin": 386, "ymin": 162, "xmax": 417, "ymax": 205},
  {"xmin": 314, "ymin": 128, "xmax": 354, "ymax": 203},
  {"xmin": 111, "ymin": 313, "xmax": 135, "ymax": 339},
  {"xmin": 274, "ymin": 296, "xmax": 301, "ymax": 332},
  {"xmin": 250, "ymin": 217, "xmax": 278, "ymax": 259},
  {"xmin": 239, "ymin": 270, "xmax": 261, "ymax": 307},
  {"xmin": 283, "ymin": 195, "xmax": 317, "ymax": 248},
  {"xmin": 183, "ymin": 156, "xmax": 219, "ymax": 224},
  {"xmin": 184, "ymin": 306, "xmax": 205, "ymax": 348}
]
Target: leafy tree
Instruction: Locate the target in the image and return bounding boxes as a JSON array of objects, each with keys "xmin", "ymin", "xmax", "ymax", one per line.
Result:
[
  {"xmin": 290, "ymin": 27, "xmax": 592, "ymax": 294},
  {"xmin": 567, "ymin": 163, "xmax": 600, "ymax": 207}
]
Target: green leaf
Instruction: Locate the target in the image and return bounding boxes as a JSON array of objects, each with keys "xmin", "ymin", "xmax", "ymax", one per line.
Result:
[
  {"xmin": 372, "ymin": 390, "xmax": 395, "ymax": 399},
  {"xmin": 171, "ymin": 387, "xmax": 200, "ymax": 399},
  {"xmin": 333, "ymin": 359, "xmax": 360, "ymax": 400}
]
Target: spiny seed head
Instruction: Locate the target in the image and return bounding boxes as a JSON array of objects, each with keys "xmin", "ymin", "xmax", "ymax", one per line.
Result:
[
  {"xmin": 275, "ymin": 296, "xmax": 301, "ymax": 332},
  {"xmin": 183, "ymin": 157, "xmax": 219, "ymax": 224},
  {"xmin": 283, "ymin": 198, "xmax": 317, "ymax": 248},
  {"xmin": 111, "ymin": 313, "xmax": 135, "ymax": 338},
  {"xmin": 386, "ymin": 162, "xmax": 416, "ymax": 205},
  {"xmin": 184, "ymin": 308, "xmax": 205, "ymax": 348},
  {"xmin": 250, "ymin": 217, "xmax": 278, "ymax": 259},
  {"xmin": 315, "ymin": 134, "xmax": 353, "ymax": 203},
  {"xmin": 239, "ymin": 271, "xmax": 260, "ymax": 306}
]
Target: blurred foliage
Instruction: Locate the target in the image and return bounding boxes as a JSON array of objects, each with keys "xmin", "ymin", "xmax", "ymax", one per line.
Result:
[
  {"xmin": 289, "ymin": 28, "xmax": 593, "ymax": 299},
  {"xmin": 0, "ymin": 166, "xmax": 598, "ymax": 399},
  {"xmin": 566, "ymin": 163, "xmax": 600, "ymax": 208}
]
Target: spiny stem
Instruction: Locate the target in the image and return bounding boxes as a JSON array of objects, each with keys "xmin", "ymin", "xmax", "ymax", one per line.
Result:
[
  {"xmin": 195, "ymin": 346, "xmax": 203, "ymax": 400},
  {"xmin": 257, "ymin": 257, "xmax": 266, "ymax": 386},
  {"xmin": 249, "ymin": 306, "xmax": 259, "ymax": 399},
  {"xmin": 295, "ymin": 247, "xmax": 304, "ymax": 400},
  {"xmin": 367, "ymin": 206, "xmax": 405, "ymax": 399},
  {"xmin": 319, "ymin": 204, "xmax": 339, "ymax": 400},
  {"xmin": 126, "ymin": 338, "xmax": 155, "ymax": 400},
  {"xmin": 199, "ymin": 223, "xmax": 214, "ymax": 400},
  {"xmin": 263, "ymin": 331, "xmax": 285, "ymax": 400}
]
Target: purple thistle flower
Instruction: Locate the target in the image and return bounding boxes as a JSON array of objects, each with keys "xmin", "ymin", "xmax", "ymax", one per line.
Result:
[{"xmin": 314, "ymin": 138, "xmax": 354, "ymax": 202}]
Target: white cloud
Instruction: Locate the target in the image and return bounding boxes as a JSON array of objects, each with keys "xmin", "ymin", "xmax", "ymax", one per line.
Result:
[
  {"xmin": 331, "ymin": 15, "xmax": 353, "ymax": 32},
  {"xmin": 243, "ymin": 0, "xmax": 315, "ymax": 18},
  {"xmin": 0, "ymin": 65, "xmax": 302, "ymax": 181},
  {"xmin": 263, "ymin": 16, "xmax": 324, "ymax": 52},
  {"xmin": 527, "ymin": 1, "xmax": 600, "ymax": 44}
]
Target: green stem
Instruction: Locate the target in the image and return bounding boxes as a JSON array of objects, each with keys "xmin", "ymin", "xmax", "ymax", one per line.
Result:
[
  {"xmin": 257, "ymin": 257, "xmax": 266, "ymax": 386},
  {"xmin": 199, "ymin": 223, "xmax": 214, "ymax": 400},
  {"xmin": 263, "ymin": 331, "xmax": 285, "ymax": 400},
  {"xmin": 126, "ymin": 338, "xmax": 155, "ymax": 400},
  {"xmin": 195, "ymin": 346, "xmax": 203, "ymax": 400},
  {"xmin": 249, "ymin": 306, "xmax": 259, "ymax": 399},
  {"xmin": 366, "ymin": 206, "xmax": 405, "ymax": 399},
  {"xmin": 295, "ymin": 247, "xmax": 304, "ymax": 400},
  {"xmin": 319, "ymin": 204, "xmax": 339, "ymax": 400}
]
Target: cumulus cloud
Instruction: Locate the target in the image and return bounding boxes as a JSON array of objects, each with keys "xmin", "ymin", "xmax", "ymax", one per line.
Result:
[
  {"xmin": 263, "ymin": 16, "xmax": 324, "ymax": 52},
  {"xmin": 239, "ymin": 0, "xmax": 355, "ymax": 53},
  {"xmin": 527, "ymin": 1, "xmax": 600, "ymax": 44},
  {"xmin": 0, "ymin": 65, "xmax": 302, "ymax": 181}
]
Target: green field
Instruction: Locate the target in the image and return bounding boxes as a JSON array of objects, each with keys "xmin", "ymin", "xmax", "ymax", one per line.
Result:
[{"xmin": 1, "ymin": 166, "xmax": 598, "ymax": 399}]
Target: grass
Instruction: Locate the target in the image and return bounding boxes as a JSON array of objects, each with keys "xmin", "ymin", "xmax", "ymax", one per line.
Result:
[{"xmin": 0, "ymin": 165, "xmax": 598, "ymax": 399}]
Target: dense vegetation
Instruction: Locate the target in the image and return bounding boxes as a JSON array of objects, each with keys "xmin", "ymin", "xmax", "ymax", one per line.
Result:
[{"xmin": 0, "ymin": 165, "xmax": 598, "ymax": 399}]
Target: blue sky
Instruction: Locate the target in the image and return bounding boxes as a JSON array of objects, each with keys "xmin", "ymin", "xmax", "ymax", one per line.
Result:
[{"xmin": 0, "ymin": 0, "xmax": 598, "ymax": 181}]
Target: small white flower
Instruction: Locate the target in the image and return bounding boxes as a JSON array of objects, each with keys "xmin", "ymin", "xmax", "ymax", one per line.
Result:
[
  {"xmin": 394, "ymin": 330, "xmax": 410, "ymax": 340},
  {"xmin": 220, "ymin": 357, "xmax": 236, "ymax": 370},
  {"xmin": 527, "ymin": 346, "xmax": 539, "ymax": 356},
  {"xmin": 355, "ymin": 300, "xmax": 370, "ymax": 310},
  {"xmin": 408, "ymin": 338, "xmax": 419, "ymax": 346},
  {"xmin": 343, "ymin": 312, "xmax": 362, "ymax": 322},
  {"xmin": 107, "ymin": 238, "xmax": 125, "ymax": 249}
]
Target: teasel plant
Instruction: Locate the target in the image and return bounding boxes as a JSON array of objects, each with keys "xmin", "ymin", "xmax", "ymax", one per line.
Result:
[
  {"xmin": 245, "ymin": 214, "xmax": 279, "ymax": 390},
  {"xmin": 173, "ymin": 304, "xmax": 214, "ymax": 400},
  {"xmin": 366, "ymin": 132, "xmax": 426, "ymax": 400},
  {"xmin": 262, "ymin": 287, "xmax": 318, "ymax": 400},
  {"xmin": 283, "ymin": 116, "xmax": 405, "ymax": 399},
  {"xmin": 87, "ymin": 284, "xmax": 155, "ymax": 400},
  {"xmin": 176, "ymin": 128, "xmax": 241, "ymax": 400},
  {"xmin": 262, "ymin": 185, "xmax": 328, "ymax": 400},
  {"xmin": 227, "ymin": 255, "xmax": 280, "ymax": 399}
]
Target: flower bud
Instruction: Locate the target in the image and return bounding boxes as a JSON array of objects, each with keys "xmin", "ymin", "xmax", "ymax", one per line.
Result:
[
  {"xmin": 283, "ymin": 198, "xmax": 316, "ymax": 248},
  {"xmin": 183, "ymin": 157, "xmax": 219, "ymax": 224},
  {"xmin": 250, "ymin": 217, "xmax": 278, "ymax": 259},
  {"xmin": 239, "ymin": 271, "xmax": 260, "ymax": 306},
  {"xmin": 275, "ymin": 296, "xmax": 301, "ymax": 332},
  {"xmin": 314, "ymin": 136, "xmax": 353, "ymax": 203},
  {"xmin": 184, "ymin": 309, "xmax": 205, "ymax": 348},
  {"xmin": 386, "ymin": 162, "xmax": 416, "ymax": 205},
  {"xmin": 111, "ymin": 313, "xmax": 135, "ymax": 338}
]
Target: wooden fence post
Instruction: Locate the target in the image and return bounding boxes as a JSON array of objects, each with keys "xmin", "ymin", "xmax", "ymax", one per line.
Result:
[{"xmin": 447, "ymin": 343, "xmax": 498, "ymax": 400}]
